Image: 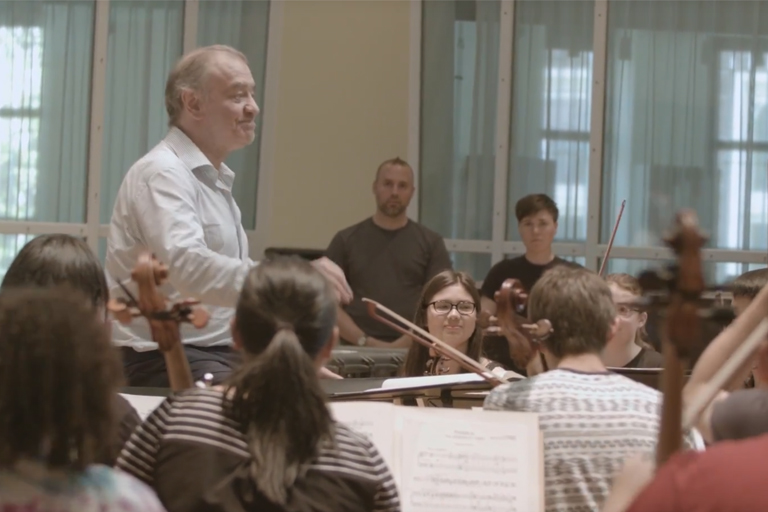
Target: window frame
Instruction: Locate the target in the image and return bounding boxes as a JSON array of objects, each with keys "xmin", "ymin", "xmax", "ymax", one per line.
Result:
[{"xmin": 411, "ymin": 0, "xmax": 768, "ymax": 282}]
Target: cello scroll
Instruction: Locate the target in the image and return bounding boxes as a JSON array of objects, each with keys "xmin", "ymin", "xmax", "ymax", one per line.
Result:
[
  {"xmin": 494, "ymin": 278, "xmax": 553, "ymax": 372},
  {"xmin": 107, "ymin": 252, "xmax": 208, "ymax": 391}
]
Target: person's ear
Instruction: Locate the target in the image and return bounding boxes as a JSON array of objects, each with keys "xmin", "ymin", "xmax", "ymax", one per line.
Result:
[
  {"xmin": 181, "ymin": 88, "xmax": 205, "ymax": 120},
  {"xmin": 637, "ymin": 311, "xmax": 648, "ymax": 329}
]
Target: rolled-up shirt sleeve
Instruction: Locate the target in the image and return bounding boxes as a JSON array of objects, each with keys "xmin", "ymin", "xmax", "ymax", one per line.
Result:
[{"xmin": 133, "ymin": 166, "xmax": 254, "ymax": 308}]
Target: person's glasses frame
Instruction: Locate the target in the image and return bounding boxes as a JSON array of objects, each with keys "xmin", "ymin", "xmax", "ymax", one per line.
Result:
[
  {"xmin": 427, "ymin": 300, "xmax": 477, "ymax": 316},
  {"xmin": 615, "ymin": 303, "xmax": 641, "ymax": 318}
]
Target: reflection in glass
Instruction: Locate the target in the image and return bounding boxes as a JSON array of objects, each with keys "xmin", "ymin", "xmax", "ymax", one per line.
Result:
[
  {"xmin": 420, "ymin": 0, "xmax": 500, "ymax": 240},
  {"xmin": 507, "ymin": 1, "xmax": 593, "ymax": 242},
  {"xmin": 602, "ymin": 1, "xmax": 768, "ymax": 250},
  {"xmin": 450, "ymin": 252, "xmax": 492, "ymax": 284},
  {"xmin": 0, "ymin": 233, "xmax": 35, "ymax": 281},
  {"xmin": 0, "ymin": 2, "xmax": 94, "ymax": 223},
  {"xmin": 100, "ymin": 0, "xmax": 183, "ymax": 224},
  {"xmin": 198, "ymin": 0, "xmax": 270, "ymax": 230}
]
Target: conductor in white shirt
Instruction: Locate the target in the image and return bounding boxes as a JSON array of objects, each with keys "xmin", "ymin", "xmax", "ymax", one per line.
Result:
[{"xmin": 105, "ymin": 45, "xmax": 351, "ymax": 387}]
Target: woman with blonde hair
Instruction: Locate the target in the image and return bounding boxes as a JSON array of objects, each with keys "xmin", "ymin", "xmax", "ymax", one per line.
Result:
[{"xmin": 603, "ymin": 273, "xmax": 663, "ymax": 368}]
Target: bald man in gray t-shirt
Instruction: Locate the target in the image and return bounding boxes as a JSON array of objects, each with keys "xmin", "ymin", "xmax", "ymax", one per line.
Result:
[{"xmin": 325, "ymin": 158, "xmax": 452, "ymax": 348}]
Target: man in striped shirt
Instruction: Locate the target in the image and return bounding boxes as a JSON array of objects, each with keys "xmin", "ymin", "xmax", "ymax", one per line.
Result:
[{"xmin": 484, "ymin": 266, "xmax": 702, "ymax": 512}]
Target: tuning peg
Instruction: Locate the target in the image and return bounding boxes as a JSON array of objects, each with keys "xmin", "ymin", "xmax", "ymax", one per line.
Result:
[
  {"xmin": 107, "ymin": 298, "xmax": 137, "ymax": 325},
  {"xmin": 188, "ymin": 307, "xmax": 210, "ymax": 329}
]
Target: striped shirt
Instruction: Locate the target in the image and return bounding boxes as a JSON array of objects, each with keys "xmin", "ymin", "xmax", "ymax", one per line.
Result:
[
  {"xmin": 484, "ymin": 368, "xmax": 704, "ymax": 512},
  {"xmin": 116, "ymin": 388, "xmax": 400, "ymax": 512}
]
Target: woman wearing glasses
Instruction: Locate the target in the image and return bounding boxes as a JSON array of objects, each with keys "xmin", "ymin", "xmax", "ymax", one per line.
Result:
[
  {"xmin": 401, "ymin": 270, "xmax": 501, "ymax": 376},
  {"xmin": 603, "ymin": 273, "xmax": 663, "ymax": 368}
]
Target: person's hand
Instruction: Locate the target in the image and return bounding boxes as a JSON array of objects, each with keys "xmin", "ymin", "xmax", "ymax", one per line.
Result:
[
  {"xmin": 311, "ymin": 257, "xmax": 353, "ymax": 304},
  {"xmin": 318, "ymin": 367, "xmax": 343, "ymax": 379},
  {"xmin": 601, "ymin": 452, "xmax": 655, "ymax": 512}
]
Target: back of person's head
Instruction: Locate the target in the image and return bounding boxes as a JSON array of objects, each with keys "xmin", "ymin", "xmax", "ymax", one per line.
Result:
[
  {"xmin": 226, "ymin": 256, "xmax": 337, "ymax": 505},
  {"xmin": 0, "ymin": 288, "xmax": 121, "ymax": 470},
  {"xmin": 403, "ymin": 270, "xmax": 483, "ymax": 376},
  {"xmin": 529, "ymin": 266, "xmax": 616, "ymax": 359},
  {"xmin": 514, "ymin": 193, "xmax": 559, "ymax": 223},
  {"xmin": 165, "ymin": 44, "xmax": 248, "ymax": 126},
  {"xmin": 1, "ymin": 234, "xmax": 108, "ymax": 310},
  {"xmin": 731, "ymin": 268, "xmax": 768, "ymax": 300}
]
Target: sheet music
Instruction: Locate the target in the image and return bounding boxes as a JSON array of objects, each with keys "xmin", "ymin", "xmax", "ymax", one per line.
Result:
[
  {"xmin": 328, "ymin": 401, "xmax": 397, "ymax": 478},
  {"xmin": 120, "ymin": 393, "xmax": 166, "ymax": 420},
  {"xmin": 398, "ymin": 408, "xmax": 542, "ymax": 512},
  {"xmin": 381, "ymin": 373, "xmax": 485, "ymax": 390}
]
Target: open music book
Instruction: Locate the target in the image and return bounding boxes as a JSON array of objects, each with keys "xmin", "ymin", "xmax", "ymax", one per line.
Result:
[{"xmin": 330, "ymin": 401, "xmax": 544, "ymax": 512}]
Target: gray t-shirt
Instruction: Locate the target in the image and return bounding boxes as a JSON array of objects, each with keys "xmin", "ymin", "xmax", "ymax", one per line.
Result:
[{"xmin": 326, "ymin": 218, "xmax": 452, "ymax": 341}]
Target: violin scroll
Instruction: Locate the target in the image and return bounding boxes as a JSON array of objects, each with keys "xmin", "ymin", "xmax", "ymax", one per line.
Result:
[
  {"xmin": 106, "ymin": 252, "xmax": 207, "ymax": 391},
  {"xmin": 494, "ymin": 279, "xmax": 553, "ymax": 369}
]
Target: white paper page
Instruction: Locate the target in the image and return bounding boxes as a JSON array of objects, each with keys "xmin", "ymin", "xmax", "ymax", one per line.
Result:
[
  {"xmin": 397, "ymin": 408, "xmax": 542, "ymax": 512},
  {"xmin": 381, "ymin": 373, "xmax": 485, "ymax": 390},
  {"xmin": 328, "ymin": 401, "xmax": 398, "ymax": 483},
  {"xmin": 120, "ymin": 393, "xmax": 166, "ymax": 420}
]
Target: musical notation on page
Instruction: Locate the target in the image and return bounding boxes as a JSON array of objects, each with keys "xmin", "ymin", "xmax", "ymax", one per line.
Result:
[{"xmin": 399, "ymin": 411, "xmax": 541, "ymax": 512}]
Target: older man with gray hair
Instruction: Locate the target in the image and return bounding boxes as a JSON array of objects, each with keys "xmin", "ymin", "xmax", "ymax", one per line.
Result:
[{"xmin": 106, "ymin": 45, "xmax": 351, "ymax": 387}]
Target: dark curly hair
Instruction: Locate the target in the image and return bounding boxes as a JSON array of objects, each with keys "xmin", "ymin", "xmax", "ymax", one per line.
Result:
[{"xmin": 0, "ymin": 288, "xmax": 123, "ymax": 470}]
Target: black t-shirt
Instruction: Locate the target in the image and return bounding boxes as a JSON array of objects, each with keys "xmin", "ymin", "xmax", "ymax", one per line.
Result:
[
  {"xmin": 326, "ymin": 218, "xmax": 452, "ymax": 341},
  {"xmin": 480, "ymin": 255, "xmax": 579, "ymax": 299},
  {"xmin": 623, "ymin": 348, "xmax": 664, "ymax": 368},
  {"xmin": 479, "ymin": 255, "xmax": 580, "ymax": 372}
]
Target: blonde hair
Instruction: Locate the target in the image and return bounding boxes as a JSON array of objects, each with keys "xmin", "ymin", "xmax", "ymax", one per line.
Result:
[
  {"xmin": 604, "ymin": 273, "xmax": 653, "ymax": 350},
  {"xmin": 164, "ymin": 45, "xmax": 248, "ymax": 126}
]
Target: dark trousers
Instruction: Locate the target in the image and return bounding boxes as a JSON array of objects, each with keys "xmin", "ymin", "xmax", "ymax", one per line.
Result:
[{"xmin": 120, "ymin": 345, "xmax": 243, "ymax": 388}]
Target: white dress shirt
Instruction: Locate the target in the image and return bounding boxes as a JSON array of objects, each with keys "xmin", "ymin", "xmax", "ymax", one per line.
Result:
[{"xmin": 105, "ymin": 127, "xmax": 255, "ymax": 351}]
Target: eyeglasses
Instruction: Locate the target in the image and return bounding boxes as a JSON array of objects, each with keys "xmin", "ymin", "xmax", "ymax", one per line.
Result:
[
  {"xmin": 427, "ymin": 300, "xmax": 477, "ymax": 316},
  {"xmin": 616, "ymin": 304, "xmax": 641, "ymax": 318}
]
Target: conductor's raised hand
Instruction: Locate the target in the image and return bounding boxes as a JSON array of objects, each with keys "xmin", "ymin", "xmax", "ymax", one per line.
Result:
[{"xmin": 311, "ymin": 257, "xmax": 353, "ymax": 304}]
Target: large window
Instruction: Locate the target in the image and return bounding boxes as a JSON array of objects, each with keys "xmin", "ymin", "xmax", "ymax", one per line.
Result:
[
  {"xmin": 198, "ymin": 0, "xmax": 270, "ymax": 230},
  {"xmin": 0, "ymin": 0, "xmax": 273, "ymax": 280},
  {"xmin": 419, "ymin": 0, "xmax": 768, "ymax": 283}
]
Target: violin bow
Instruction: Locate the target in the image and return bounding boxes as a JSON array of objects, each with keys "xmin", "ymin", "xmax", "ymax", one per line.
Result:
[
  {"xmin": 598, "ymin": 199, "xmax": 626, "ymax": 276},
  {"xmin": 363, "ymin": 298, "xmax": 507, "ymax": 386}
]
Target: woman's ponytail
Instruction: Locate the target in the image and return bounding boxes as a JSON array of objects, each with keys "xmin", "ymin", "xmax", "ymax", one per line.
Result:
[{"xmin": 226, "ymin": 327, "xmax": 333, "ymax": 506}]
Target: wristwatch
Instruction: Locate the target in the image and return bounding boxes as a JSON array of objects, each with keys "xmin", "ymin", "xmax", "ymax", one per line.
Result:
[{"xmin": 356, "ymin": 335, "xmax": 367, "ymax": 347}]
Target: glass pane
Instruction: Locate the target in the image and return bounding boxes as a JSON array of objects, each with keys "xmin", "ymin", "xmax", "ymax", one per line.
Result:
[
  {"xmin": 100, "ymin": 0, "xmax": 183, "ymax": 223},
  {"xmin": 197, "ymin": 0, "xmax": 270, "ymax": 230},
  {"xmin": 601, "ymin": 257, "xmax": 766, "ymax": 286},
  {"xmin": 507, "ymin": 1, "xmax": 593, "ymax": 242},
  {"xmin": 0, "ymin": 233, "xmax": 35, "ymax": 281},
  {"xmin": 602, "ymin": 1, "xmax": 768, "ymax": 250},
  {"xmin": 420, "ymin": 0, "xmax": 499, "ymax": 240},
  {"xmin": 450, "ymin": 252, "xmax": 492, "ymax": 284},
  {"xmin": 98, "ymin": 237, "xmax": 107, "ymax": 265},
  {"xmin": 0, "ymin": 2, "xmax": 94, "ymax": 222}
]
